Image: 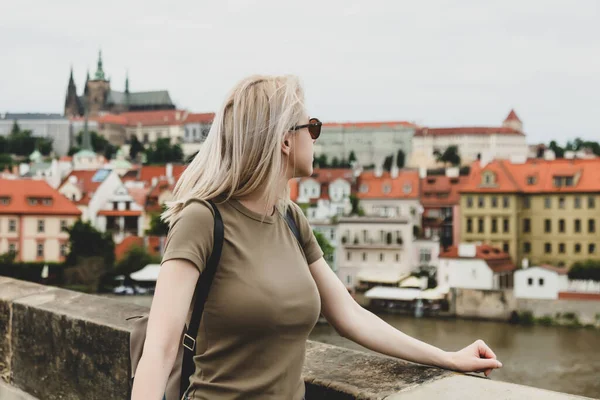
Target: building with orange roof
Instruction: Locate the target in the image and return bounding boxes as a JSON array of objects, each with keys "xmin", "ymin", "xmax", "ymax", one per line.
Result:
[
  {"xmin": 438, "ymin": 243, "xmax": 516, "ymax": 291},
  {"xmin": 0, "ymin": 178, "xmax": 81, "ymax": 262},
  {"xmin": 420, "ymin": 168, "xmax": 469, "ymax": 246},
  {"xmin": 409, "ymin": 110, "xmax": 528, "ymax": 169},
  {"xmin": 296, "ymin": 168, "xmax": 355, "ymax": 220},
  {"xmin": 356, "ymin": 167, "xmax": 422, "ymax": 228},
  {"xmin": 315, "ymin": 120, "xmax": 417, "ymax": 168},
  {"xmin": 460, "ymin": 158, "xmax": 600, "ymax": 269}
]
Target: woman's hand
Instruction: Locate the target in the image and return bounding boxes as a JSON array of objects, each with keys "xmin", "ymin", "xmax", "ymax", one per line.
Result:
[{"xmin": 446, "ymin": 340, "xmax": 503, "ymax": 377}]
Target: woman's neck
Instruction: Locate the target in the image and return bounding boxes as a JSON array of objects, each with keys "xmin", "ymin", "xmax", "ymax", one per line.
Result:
[{"xmin": 236, "ymin": 178, "xmax": 287, "ymax": 216}]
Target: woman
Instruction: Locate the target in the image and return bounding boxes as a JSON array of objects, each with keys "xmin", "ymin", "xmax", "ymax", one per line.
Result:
[{"xmin": 131, "ymin": 75, "xmax": 502, "ymax": 400}]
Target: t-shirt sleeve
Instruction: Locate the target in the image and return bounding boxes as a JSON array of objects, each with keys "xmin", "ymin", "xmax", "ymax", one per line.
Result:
[
  {"xmin": 161, "ymin": 200, "xmax": 215, "ymax": 273},
  {"xmin": 289, "ymin": 203, "xmax": 324, "ymax": 265}
]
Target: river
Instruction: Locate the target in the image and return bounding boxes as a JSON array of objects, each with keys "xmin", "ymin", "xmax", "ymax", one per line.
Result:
[{"xmin": 104, "ymin": 295, "xmax": 600, "ymax": 398}]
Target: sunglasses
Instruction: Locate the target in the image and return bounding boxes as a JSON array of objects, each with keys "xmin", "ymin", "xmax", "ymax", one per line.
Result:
[{"xmin": 291, "ymin": 117, "xmax": 322, "ymax": 140}]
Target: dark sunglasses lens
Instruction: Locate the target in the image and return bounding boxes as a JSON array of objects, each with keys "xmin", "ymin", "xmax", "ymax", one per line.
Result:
[{"xmin": 309, "ymin": 119, "xmax": 321, "ymax": 139}]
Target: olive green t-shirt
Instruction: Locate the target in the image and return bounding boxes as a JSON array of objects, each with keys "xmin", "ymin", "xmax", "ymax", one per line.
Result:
[{"xmin": 161, "ymin": 198, "xmax": 323, "ymax": 400}]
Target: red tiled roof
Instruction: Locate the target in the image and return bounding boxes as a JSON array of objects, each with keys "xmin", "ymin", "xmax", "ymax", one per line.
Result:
[
  {"xmin": 127, "ymin": 186, "xmax": 151, "ymax": 207},
  {"xmin": 420, "ymin": 175, "xmax": 469, "ymax": 207},
  {"xmin": 96, "ymin": 114, "xmax": 128, "ymax": 125},
  {"xmin": 97, "ymin": 210, "xmax": 142, "ymax": 217},
  {"xmin": 357, "ymin": 170, "xmax": 420, "ymax": 199},
  {"xmin": 461, "ymin": 158, "xmax": 600, "ymax": 194},
  {"xmin": 323, "ymin": 121, "xmax": 417, "ymax": 129},
  {"xmin": 414, "ymin": 126, "xmax": 523, "ymax": 137},
  {"xmin": 310, "ymin": 168, "xmax": 354, "ymax": 183},
  {"xmin": 59, "ymin": 156, "xmax": 73, "ymax": 162},
  {"xmin": 115, "ymin": 235, "xmax": 162, "ymax": 261},
  {"xmin": 60, "ymin": 170, "xmax": 107, "ymax": 205},
  {"xmin": 536, "ymin": 264, "xmax": 568, "ymax": 275},
  {"xmin": 184, "ymin": 113, "xmax": 215, "ymax": 124},
  {"xmin": 439, "ymin": 244, "xmax": 516, "ymax": 273},
  {"xmin": 138, "ymin": 165, "xmax": 186, "ymax": 185},
  {"xmin": 558, "ymin": 292, "xmax": 600, "ymax": 301},
  {"xmin": 120, "ymin": 110, "xmax": 188, "ymax": 127},
  {"xmin": 504, "ymin": 109, "xmax": 521, "ymax": 122},
  {"xmin": 0, "ymin": 179, "xmax": 81, "ymax": 216}
]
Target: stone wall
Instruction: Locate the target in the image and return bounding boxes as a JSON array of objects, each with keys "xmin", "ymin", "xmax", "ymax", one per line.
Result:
[
  {"xmin": 517, "ymin": 298, "xmax": 600, "ymax": 326},
  {"xmin": 452, "ymin": 288, "xmax": 517, "ymax": 321},
  {"xmin": 0, "ymin": 277, "xmax": 590, "ymax": 400}
]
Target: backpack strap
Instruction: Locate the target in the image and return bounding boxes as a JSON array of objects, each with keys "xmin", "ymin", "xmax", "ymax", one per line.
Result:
[
  {"xmin": 284, "ymin": 206, "xmax": 302, "ymax": 245},
  {"xmin": 180, "ymin": 200, "xmax": 224, "ymax": 398}
]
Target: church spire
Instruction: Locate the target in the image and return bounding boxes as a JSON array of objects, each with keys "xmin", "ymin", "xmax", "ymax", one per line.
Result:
[
  {"xmin": 125, "ymin": 70, "xmax": 129, "ymax": 93},
  {"xmin": 94, "ymin": 49, "xmax": 106, "ymax": 81}
]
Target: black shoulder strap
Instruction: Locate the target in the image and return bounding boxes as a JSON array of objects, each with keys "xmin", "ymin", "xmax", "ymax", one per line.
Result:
[
  {"xmin": 284, "ymin": 207, "xmax": 302, "ymax": 245},
  {"xmin": 180, "ymin": 200, "xmax": 224, "ymax": 398}
]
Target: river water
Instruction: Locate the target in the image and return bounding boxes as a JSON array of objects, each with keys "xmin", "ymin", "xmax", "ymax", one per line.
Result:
[{"xmin": 105, "ymin": 295, "xmax": 600, "ymax": 398}]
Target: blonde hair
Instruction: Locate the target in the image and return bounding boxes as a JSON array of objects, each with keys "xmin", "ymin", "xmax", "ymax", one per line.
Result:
[{"xmin": 162, "ymin": 75, "xmax": 306, "ymax": 226}]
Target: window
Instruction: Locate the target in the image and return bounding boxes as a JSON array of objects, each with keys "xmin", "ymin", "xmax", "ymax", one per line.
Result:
[
  {"xmin": 420, "ymin": 249, "xmax": 432, "ymax": 263},
  {"xmin": 60, "ymin": 220, "xmax": 68, "ymax": 232},
  {"xmin": 503, "ymin": 243, "xmax": 509, "ymax": 254},
  {"xmin": 466, "ymin": 197, "xmax": 473, "ymax": 208},
  {"xmin": 503, "ymin": 196, "xmax": 510, "ymax": 208},
  {"xmin": 359, "ymin": 184, "xmax": 368, "ymax": 193},
  {"xmin": 362, "ymin": 253, "xmax": 367, "ymax": 261},
  {"xmin": 575, "ymin": 243, "xmax": 581, "ymax": 253},
  {"xmin": 9, "ymin": 219, "xmax": 16, "ymax": 232},
  {"xmin": 539, "ymin": 278, "xmax": 545, "ymax": 286},
  {"xmin": 483, "ymin": 172, "xmax": 494, "ymax": 185},
  {"xmin": 574, "ymin": 197, "xmax": 581, "ymax": 209},
  {"xmin": 125, "ymin": 201, "xmax": 131, "ymax": 211},
  {"xmin": 544, "ymin": 219, "xmax": 551, "ymax": 233},
  {"xmin": 590, "ymin": 243, "xmax": 596, "ymax": 255},
  {"xmin": 575, "ymin": 219, "xmax": 581, "ymax": 233},
  {"xmin": 558, "ymin": 197, "xmax": 565, "ymax": 209},
  {"xmin": 503, "ymin": 218, "xmax": 509, "ymax": 233},
  {"xmin": 559, "ymin": 243, "xmax": 565, "ymax": 253},
  {"xmin": 382, "ymin": 184, "xmax": 391, "ymax": 194},
  {"xmin": 589, "ymin": 196, "xmax": 596, "ymax": 209},
  {"xmin": 523, "ymin": 218, "xmax": 531, "ymax": 233},
  {"xmin": 565, "ymin": 177, "xmax": 574, "ymax": 187},
  {"xmin": 0, "ymin": 196, "xmax": 10, "ymax": 205},
  {"xmin": 347, "ymin": 252, "xmax": 351, "ymax": 261},
  {"xmin": 42, "ymin": 198, "xmax": 52, "ymax": 206},
  {"xmin": 478, "ymin": 196, "xmax": 484, "ymax": 208},
  {"xmin": 491, "ymin": 196, "xmax": 498, "ymax": 208},
  {"xmin": 544, "ymin": 197, "xmax": 551, "ymax": 209},
  {"xmin": 589, "ymin": 219, "xmax": 596, "ymax": 233},
  {"xmin": 526, "ymin": 176, "xmax": 536, "ymax": 185},
  {"xmin": 346, "ymin": 275, "xmax": 352, "ymax": 284},
  {"xmin": 8, "ymin": 243, "xmax": 16, "ymax": 253},
  {"xmin": 60, "ymin": 244, "xmax": 68, "ymax": 257},
  {"xmin": 466, "ymin": 218, "xmax": 473, "ymax": 233},
  {"xmin": 28, "ymin": 198, "xmax": 37, "ymax": 206},
  {"xmin": 559, "ymin": 219, "xmax": 565, "ymax": 233},
  {"xmin": 36, "ymin": 243, "xmax": 44, "ymax": 257},
  {"xmin": 478, "ymin": 218, "xmax": 484, "ymax": 233},
  {"xmin": 143, "ymin": 133, "xmax": 149, "ymax": 144},
  {"xmin": 553, "ymin": 177, "xmax": 562, "ymax": 187},
  {"xmin": 491, "ymin": 218, "xmax": 498, "ymax": 233},
  {"xmin": 395, "ymin": 254, "xmax": 400, "ymax": 262},
  {"xmin": 528, "ymin": 278, "xmax": 533, "ymax": 286},
  {"xmin": 524, "ymin": 242, "xmax": 531, "ymax": 253},
  {"xmin": 523, "ymin": 197, "xmax": 531, "ymax": 209},
  {"xmin": 544, "ymin": 242, "xmax": 552, "ymax": 254},
  {"xmin": 403, "ymin": 183, "xmax": 412, "ymax": 194},
  {"xmin": 379, "ymin": 253, "xmax": 384, "ymax": 262},
  {"xmin": 37, "ymin": 220, "xmax": 45, "ymax": 233}
]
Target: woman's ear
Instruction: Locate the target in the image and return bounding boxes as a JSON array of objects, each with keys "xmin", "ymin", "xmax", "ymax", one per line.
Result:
[{"xmin": 281, "ymin": 133, "xmax": 292, "ymax": 156}]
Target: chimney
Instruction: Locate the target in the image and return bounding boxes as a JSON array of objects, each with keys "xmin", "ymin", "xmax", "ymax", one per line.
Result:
[
  {"xmin": 166, "ymin": 163, "xmax": 173, "ymax": 178},
  {"xmin": 391, "ymin": 165, "xmax": 399, "ymax": 179},
  {"xmin": 19, "ymin": 163, "xmax": 30, "ymax": 176},
  {"xmin": 544, "ymin": 150, "xmax": 556, "ymax": 161},
  {"xmin": 445, "ymin": 167, "xmax": 459, "ymax": 178},
  {"xmin": 418, "ymin": 166, "xmax": 427, "ymax": 179},
  {"xmin": 521, "ymin": 258, "xmax": 529, "ymax": 269},
  {"xmin": 374, "ymin": 165, "xmax": 383, "ymax": 178},
  {"xmin": 151, "ymin": 177, "xmax": 158, "ymax": 188}
]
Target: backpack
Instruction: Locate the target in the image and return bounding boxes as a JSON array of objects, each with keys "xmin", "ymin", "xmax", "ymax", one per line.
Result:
[{"xmin": 127, "ymin": 200, "xmax": 303, "ymax": 400}]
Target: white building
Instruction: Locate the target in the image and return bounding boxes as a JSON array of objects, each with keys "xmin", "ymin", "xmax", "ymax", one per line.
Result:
[
  {"xmin": 315, "ymin": 121, "xmax": 417, "ymax": 167},
  {"xmin": 95, "ymin": 183, "xmax": 145, "ymax": 244},
  {"xmin": 336, "ymin": 216, "xmax": 414, "ymax": 291},
  {"xmin": 437, "ymin": 243, "xmax": 516, "ymax": 291},
  {"xmin": 409, "ymin": 110, "xmax": 528, "ymax": 168},
  {"xmin": 0, "ymin": 113, "xmax": 71, "ymax": 156},
  {"xmin": 514, "ymin": 265, "xmax": 568, "ymax": 300},
  {"xmin": 296, "ymin": 168, "xmax": 354, "ymax": 222}
]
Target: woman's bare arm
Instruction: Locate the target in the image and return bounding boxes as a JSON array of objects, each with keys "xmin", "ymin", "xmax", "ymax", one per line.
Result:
[
  {"xmin": 130, "ymin": 259, "xmax": 200, "ymax": 400},
  {"xmin": 308, "ymin": 257, "xmax": 502, "ymax": 376}
]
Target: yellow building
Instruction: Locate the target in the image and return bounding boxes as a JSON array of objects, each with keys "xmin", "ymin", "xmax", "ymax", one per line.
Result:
[
  {"xmin": 0, "ymin": 179, "xmax": 81, "ymax": 262},
  {"xmin": 460, "ymin": 158, "xmax": 600, "ymax": 269}
]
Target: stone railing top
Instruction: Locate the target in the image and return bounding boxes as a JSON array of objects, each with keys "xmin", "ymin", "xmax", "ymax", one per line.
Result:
[{"xmin": 0, "ymin": 277, "xmax": 592, "ymax": 400}]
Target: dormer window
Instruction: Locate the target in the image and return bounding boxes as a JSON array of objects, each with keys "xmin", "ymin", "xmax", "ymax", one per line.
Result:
[
  {"xmin": 526, "ymin": 176, "xmax": 536, "ymax": 185},
  {"xmin": 27, "ymin": 198, "xmax": 38, "ymax": 206},
  {"xmin": 382, "ymin": 184, "xmax": 391, "ymax": 194},
  {"xmin": 403, "ymin": 183, "xmax": 412, "ymax": 194},
  {"xmin": 427, "ymin": 178, "xmax": 436, "ymax": 184},
  {"xmin": 481, "ymin": 171, "xmax": 496, "ymax": 187},
  {"xmin": 553, "ymin": 175, "xmax": 575, "ymax": 188},
  {"xmin": 42, "ymin": 198, "xmax": 52, "ymax": 206},
  {"xmin": 0, "ymin": 196, "xmax": 10, "ymax": 205},
  {"xmin": 360, "ymin": 184, "xmax": 369, "ymax": 193}
]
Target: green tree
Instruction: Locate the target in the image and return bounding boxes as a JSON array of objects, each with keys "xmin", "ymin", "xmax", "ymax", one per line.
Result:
[
  {"xmin": 349, "ymin": 194, "xmax": 365, "ymax": 216},
  {"xmin": 331, "ymin": 156, "xmax": 340, "ymax": 168},
  {"xmin": 0, "ymin": 154, "xmax": 13, "ymax": 170},
  {"xmin": 549, "ymin": 141, "xmax": 565, "ymax": 158},
  {"xmin": 114, "ymin": 245, "xmax": 161, "ymax": 276},
  {"xmin": 65, "ymin": 220, "xmax": 115, "ymax": 269},
  {"xmin": 348, "ymin": 151, "xmax": 357, "ymax": 164},
  {"xmin": 129, "ymin": 135, "xmax": 145, "ymax": 161},
  {"xmin": 146, "ymin": 206, "xmax": 169, "ymax": 236},
  {"xmin": 313, "ymin": 230, "xmax": 335, "ymax": 265},
  {"xmin": 37, "ymin": 137, "xmax": 53, "ymax": 156},
  {"xmin": 76, "ymin": 131, "xmax": 117, "ymax": 160},
  {"xmin": 8, "ymin": 129, "xmax": 37, "ymax": 156},
  {"xmin": 396, "ymin": 149, "xmax": 405, "ymax": 169},
  {"xmin": 438, "ymin": 146, "xmax": 461, "ymax": 166},
  {"xmin": 11, "ymin": 120, "xmax": 20, "ymax": 135},
  {"xmin": 145, "ymin": 138, "xmax": 184, "ymax": 164}
]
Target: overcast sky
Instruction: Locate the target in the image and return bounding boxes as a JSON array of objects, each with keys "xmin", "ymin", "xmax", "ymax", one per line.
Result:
[{"xmin": 1, "ymin": 0, "xmax": 598, "ymax": 144}]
